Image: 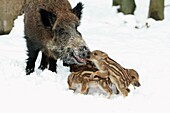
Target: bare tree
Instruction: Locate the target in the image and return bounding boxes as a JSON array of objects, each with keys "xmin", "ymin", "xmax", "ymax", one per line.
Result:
[
  {"xmin": 0, "ymin": 0, "xmax": 24, "ymax": 35},
  {"xmin": 112, "ymin": 0, "xmax": 136, "ymax": 15},
  {"xmin": 148, "ymin": 0, "xmax": 164, "ymax": 20}
]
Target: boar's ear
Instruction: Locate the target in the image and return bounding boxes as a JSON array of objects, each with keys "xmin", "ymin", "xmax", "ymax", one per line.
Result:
[
  {"xmin": 39, "ymin": 9, "xmax": 56, "ymax": 27},
  {"xmin": 72, "ymin": 2, "xmax": 83, "ymax": 20}
]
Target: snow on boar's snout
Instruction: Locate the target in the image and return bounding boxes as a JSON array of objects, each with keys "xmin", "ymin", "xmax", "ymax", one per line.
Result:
[{"xmin": 24, "ymin": 1, "xmax": 89, "ymax": 75}]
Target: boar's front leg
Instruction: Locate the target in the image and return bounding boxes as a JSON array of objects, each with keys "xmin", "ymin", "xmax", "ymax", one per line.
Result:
[
  {"xmin": 38, "ymin": 53, "xmax": 49, "ymax": 71},
  {"xmin": 25, "ymin": 38, "xmax": 40, "ymax": 75},
  {"xmin": 49, "ymin": 58, "xmax": 57, "ymax": 73},
  {"xmin": 38, "ymin": 52, "xmax": 57, "ymax": 73}
]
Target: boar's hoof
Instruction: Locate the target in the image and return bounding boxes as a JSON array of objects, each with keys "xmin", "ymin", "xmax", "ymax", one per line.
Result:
[
  {"xmin": 26, "ymin": 68, "xmax": 34, "ymax": 75},
  {"xmin": 38, "ymin": 65, "xmax": 47, "ymax": 71}
]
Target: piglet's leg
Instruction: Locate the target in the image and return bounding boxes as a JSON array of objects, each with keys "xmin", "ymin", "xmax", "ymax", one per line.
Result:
[
  {"xmin": 81, "ymin": 83, "xmax": 89, "ymax": 94},
  {"xmin": 101, "ymin": 82, "xmax": 112, "ymax": 98}
]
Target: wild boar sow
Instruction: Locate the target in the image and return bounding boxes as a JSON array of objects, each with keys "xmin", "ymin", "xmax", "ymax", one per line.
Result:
[{"xmin": 24, "ymin": 0, "xmax": 90, "ymax": 75}]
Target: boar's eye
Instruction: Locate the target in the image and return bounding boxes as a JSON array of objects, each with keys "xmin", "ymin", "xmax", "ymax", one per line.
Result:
[{"xmin": 58, "ymin": 28, "xmax": 65, "ymax": 35}]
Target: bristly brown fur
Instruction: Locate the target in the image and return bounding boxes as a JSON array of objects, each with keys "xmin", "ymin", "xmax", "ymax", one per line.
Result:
[
  {"xmin": 24, "ymin": 0, "xmax": 75, "ymax": 44},
  {"xmin": 69, "ymin": 60, "xmax": 98, "ymax": 72},
  {"xmin": 24, "ymin": 0, "xmax": 90, "ymax": 75}
]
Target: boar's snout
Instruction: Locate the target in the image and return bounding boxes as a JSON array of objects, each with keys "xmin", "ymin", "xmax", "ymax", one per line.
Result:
[
  {"xmin": 79, "ymin": 46, "xmax": 90, "ymax": 59},
  {"xmin": 62, "ymin": 46, "xmax": 90, "ymax": 66}
]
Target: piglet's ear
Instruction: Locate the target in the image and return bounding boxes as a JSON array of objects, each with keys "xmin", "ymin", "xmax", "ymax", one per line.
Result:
[
  {"xmin": 73, "ymin": 2, "xmax": 84, "ymax": 20},
  {"xmin": 103, "ymin": 53, "xmax": 108, "ymax": 59},
  {"xmin": 39, "ymin": 9, "xmax": 56, "ymax": 27}
]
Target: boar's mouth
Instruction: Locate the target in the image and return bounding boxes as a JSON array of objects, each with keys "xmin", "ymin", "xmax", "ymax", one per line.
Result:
[
  {"xmin": 62, "ymin": 46, "xmax": 90, "ymax": 66},
  {"xmin": 73, "ymin": 52, "xmax": 86, "ymax": 63},
  {"xmin": 62, "ymin": 51, "xmax": 86, "ymax": 66}
]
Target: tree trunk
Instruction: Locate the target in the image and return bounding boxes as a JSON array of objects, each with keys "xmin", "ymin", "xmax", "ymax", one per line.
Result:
[
  {"xmin": 112, "ymin": 0, "xmax": 121, "ymax": 6},
  {"xmin": 119, "ymin": 0, "xmax": 136, "ymax": 15},
  {"xmin": 112, "ymin": 0, "xmax": 136, "ymax": 15},
  {"xmin": 148, "ymin": 0, "xmax": 164, "ymax": 20},
  {"xmin": 0, "ymin": 0, "xmax": 25, "ymax": 35}
]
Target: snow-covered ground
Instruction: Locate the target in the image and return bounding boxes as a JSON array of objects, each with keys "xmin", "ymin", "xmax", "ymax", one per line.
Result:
[{"xmin": 0, "ymin": 0, "xmax": 170, "ymax": 113}]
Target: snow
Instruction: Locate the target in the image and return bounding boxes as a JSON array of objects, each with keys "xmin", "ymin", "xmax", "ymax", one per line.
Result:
[{"xmin": 0, "ymin": 0, "xmax": 170, "ymax": 113}]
